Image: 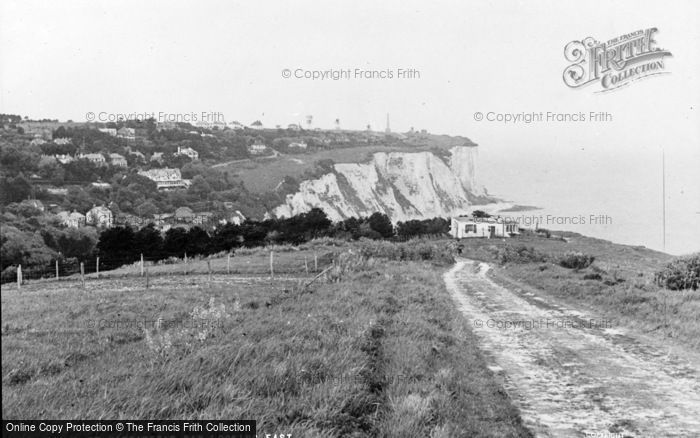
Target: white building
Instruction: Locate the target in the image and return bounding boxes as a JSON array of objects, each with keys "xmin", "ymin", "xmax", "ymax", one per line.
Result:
[
  {"xmin": 248, "ymin": 143, "xmax": 267, "ymax": 155},
  {"xmin": 99, "ymin": 128, "xmax": 117, "ymax": 137},
  {"xmin": 228, "ymin": 121, "xmax": 245, "ymax": 130},
  {"xmin": 288, "ymin": 141, "xmax": 308, "ymax": 149},
  {"xmin": 57, "ymin": 211, "xmax": 86, "ymax": 228},
  {"xmin": 450, "ymin": 216, "xmax": 519, "ymax": 239},
  {"xmin": 117, "ymin": 127, "xmax": 136, "ymax": 141},
  {"xmin": 55, "ymin": 154, "xmax": 74, "ymax": 164},
  {"xmin": 109, "ymin": 153, "xmax": 128, "ymax": 167},
  {"xmin": 138, "ymin": 168, "xmax": 190, "ymax": 190},
  {"xmin": 79, "ymin": 153, "xmax": 106, "ymax": 166},
  {"xmin": 176, "ymin": 146, "xmax": 199, "ymax": 160},
  {"xmin": 86, "ymin": 205, "xmax": 113, "ymax": 228}
]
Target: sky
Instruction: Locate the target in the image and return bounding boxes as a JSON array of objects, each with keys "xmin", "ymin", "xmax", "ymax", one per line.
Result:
[{"xmin": 1, "ymin": 0, "xmax": 699, "ymax": 254}]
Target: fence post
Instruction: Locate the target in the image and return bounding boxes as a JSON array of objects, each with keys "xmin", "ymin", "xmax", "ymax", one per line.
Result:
[
  {"xmin": 270, "ymin": 251, "xmax": 274, "ymax": 279},
  {"xmin": 227, "ymin": 253, "xmax": 231, "ymax": 274},
  {"xmin": 314, "ymin": 253, "xmax": 318, "ymax": 272},
  {"xmin": 146, "ymin": 266, "xmax": 150, "ymax": 289},
  {"xmin": 208, "ymin": 260, "xmax": 212, "ymax": 282},
  {"xmin": 55, "ymin": 260, "xmax": 59, "ymax": 280},
  {"xmin": 96, "ymin": 257, "xmax": 100, "ymax": 278},
  {"xmin": 140, "ymin": 254, "xmax": 144, "ymax": 277},
  {"xmin": 17, "ymin": 264, "xmax": 22, "ymax": 290},
  {"xmin": 80, "ymin": 262, "xmax": 85, "ymax": 290},
  {"xmin": 184, "ymin": 253, "xmax": 188, "ymax": 276},
  {"xmin": 305, "ymin": 256, "xmax": 309, "ymax": 274}
]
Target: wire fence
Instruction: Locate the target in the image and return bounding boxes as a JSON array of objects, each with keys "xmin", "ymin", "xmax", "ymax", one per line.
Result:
[{"xmin": 7, "ymin": 250, "xmax": 337, "ymax": 289}]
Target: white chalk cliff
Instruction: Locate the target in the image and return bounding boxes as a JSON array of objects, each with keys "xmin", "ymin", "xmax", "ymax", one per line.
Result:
[{"xmin": 274, "ymin": 146, "xmax": 494, "ymax": 222}]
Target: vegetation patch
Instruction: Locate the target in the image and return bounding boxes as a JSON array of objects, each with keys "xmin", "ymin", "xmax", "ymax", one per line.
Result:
[{"xmin": 654, "ymin": 253, "xmax": 699, "ymax": 291}]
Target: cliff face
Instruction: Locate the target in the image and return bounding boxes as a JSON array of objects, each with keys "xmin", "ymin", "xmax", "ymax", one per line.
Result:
[{"xmin": 274, "ymin": 146, "xmax": 491, "ymax": 222}]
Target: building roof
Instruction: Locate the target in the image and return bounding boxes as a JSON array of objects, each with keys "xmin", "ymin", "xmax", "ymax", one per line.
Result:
[
  {"xmin": 175, "ymin": 206, "xmax": 194, "ymax": 218},
  {"xmin": 138, "ymin": 168, "xmax": 182, "ymax": 182}
]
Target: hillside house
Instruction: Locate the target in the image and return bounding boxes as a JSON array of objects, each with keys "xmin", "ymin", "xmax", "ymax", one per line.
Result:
[
  {"xmin": 228, "ymin": 121, "xmax": 245, "ymax": 130},
  {"xmin": 138, "ymin": 168, "xmax": 190, "ymax": 190},
  {"xmin": 248, "ymin": 143, "xmax": 267, "ymax": 155},
  {"xmin": 57, "ymin": 211, "xmax": 86, "ymax": 228},
  {"xmin": 288, "ymin": 141, "xmax": 308, "ymax": 149},
  {"xmin": 287, "ymin": 123, "xmax": 301, "ymax": 131},
  {"xmin": 53, "ymin": 137, "xmax": 72, "ymax": 145},
  {"xmin": 150, "ymin": 152, "xmax": 164, "ymax": 164},
  {"xmin": 193, "ymin": 211, "xmax": 213, "ymax": 225},
  {"xmin": 175, "ymin": 206, "xmax": 195, "ymax": 222},
  {"xmin": 99, "ymin": 128, "xmax": 117, "ymax": 137},
  {"xmin": 86, "ymin": 205, "xmax": 113, "ymax": 228},
  {"xmin": 55, "ymin": 154, "xmax": 75, "ymax": 164},
  {"xmin": 116, "ymin": 213, "xmax": 143, "ymax": 228},
  {"xmin": 250, "ymin": 120, "xmax": 264, "ymax": 130},
  {"xmin": 117, "ymin": 127, "xmax": 136, "ymax": 141},
  {"xmin": 153, "ymin": 213, "xmax": 174, "ymax": 227},
  {"xmin": 450, "ymin": 216, "xmax": 519, "ymax": 239},
  {"xmin": 91, "ymin": 182, "xmax": 111, "ymax": 189},
  {"xmin": 109, "ymin": 153, "xmax": 128, "ymax": 167},
  {"xmin": 79, "ymin": 153, "xmax": 106, "ymax": 166},
  {"xmin": 175, "ymin": 146, "xmax": 199, "ymax": 160}
]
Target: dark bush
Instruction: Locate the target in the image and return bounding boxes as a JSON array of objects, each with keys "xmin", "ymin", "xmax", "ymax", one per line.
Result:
[
  {"xmin": 583, "ymin": 273, "xmax": 602, "ymax": 281},
  {"xmin": 558, "ymin": 252, "xmax": 595, "ymax": 270},
  {"xmin": 497, "ymin": 245, "xmax": 547, "ymax": 264},
  {"xmin": 654, "ymin": 254, "xmax": 699, "ymax": 291}
]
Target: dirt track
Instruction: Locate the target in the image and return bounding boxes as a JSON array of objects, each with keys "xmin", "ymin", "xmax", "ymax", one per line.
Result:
[{"xmin": 444, "ymin": 259, "xmax": 700, "ymax": 438}]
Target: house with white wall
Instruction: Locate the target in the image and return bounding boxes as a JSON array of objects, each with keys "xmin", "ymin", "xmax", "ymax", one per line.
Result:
[{"xmin": 450, "ymin": 216, "xmax": 519, "ymax": 239}]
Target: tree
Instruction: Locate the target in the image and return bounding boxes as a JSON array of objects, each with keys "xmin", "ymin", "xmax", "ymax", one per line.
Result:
[
  {"xmin": 301, "ymin": 208, "xmax": 331, "ymax": 238},
  {"xmin": 397, "ymin": 220, "xmax": 425, "ymax": 238},
  {"xmin": 189, "ymin": 175, "xmax": 212, "ymax": 198},
  {"xmin": 472, "ymin": 210, "xmax": 491, "ymax": 218},
  {"xmin": 134, "ymin": 224, "xmax": 163, "ymax": 259},
  {"xmin": 185, "ymin": 227, "xmax": 211, "ymax": 256},
  {"xmin": 163, "ymin": 227, "xmax": 188, "ymax": 257},
  {"xmin": 96, "ymin": 226, "xmax": 137, "ymax": 269},
  {"xmin": 368, "ymin": 212, "xmax": 394, "ymax": 238},
  {"xmin": 0, "ymin": 174, "xmax": 32, "ymax": 204}
]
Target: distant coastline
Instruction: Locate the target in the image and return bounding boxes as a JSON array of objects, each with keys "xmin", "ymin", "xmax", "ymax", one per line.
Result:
[{"xmin": 498, "ymin": 204, "xmax": 541, "ymax": 213}]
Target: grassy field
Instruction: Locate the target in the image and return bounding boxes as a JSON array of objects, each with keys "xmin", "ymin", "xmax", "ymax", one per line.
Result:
[
  {"xmin": 2, "ymin": 240, "xmax": 531, "ymax": 437},
  {"xmin": 221, "ymin": 143, "xmax": 461, "ymax": 194},
  {"xmin": 454, "ymin": 231, "xmax": 700, "ymax": 351}
]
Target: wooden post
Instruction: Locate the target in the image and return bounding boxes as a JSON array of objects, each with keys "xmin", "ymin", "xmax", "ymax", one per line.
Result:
[
  {"xmin": 208, "ymin": 260, "xmax": 212, "ymax": 282},
  {"xmin": 80, "ymin": 262, "xmax": 85, "ymax": 289},
  {"xmin": 17, "ymin": 264, "xmax": 22, "ymax": 290},
  {"xmin": 96, "ymin": 257, "xmax": 100, "ymax": 278},
  {"xmin": 270, "ymin": 251, "xmax": 274, "ymax": 279},
  {"xmin": 55, "ymin": 260, "xmax": 59, "ymax": 280},
  {"xmin": 227, "ymin": 253, "xmax": 231, "ymax": 274},
  {"xmin": 184, "ymin": 253, "xmax": 188, "ymax": 275},
  {"xmin": 305, "ymin": 256, "xmax": 309, "ymax": 274},
  {"xmin": 140, "ymin": 254, "xmax": 144, "ymax": 277},
  {"xmin": 314, "ymin": 253, "xmax": 318, "ymax": 272},
  {"xmin": 146, "ymin": 266, "xmax": 150, "ymax": 289}
]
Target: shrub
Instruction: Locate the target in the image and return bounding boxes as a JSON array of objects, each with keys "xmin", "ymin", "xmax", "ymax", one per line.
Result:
[
  {"xmin": 356, "ymin": 239, "xmax": 455, "ymax": 266},
  {"xmin": 558, "ymin": 252, "xmax": 595, "ymax": 270},
  {"xmin": 583, "ymin": 273, "xmax": 602, "ymax": 281},
  {"xmin": 496, "ymin": 245, "xmax": 547, "ymax": 264},
  {"xmin": 654, "ymin": 253, "xmax": 700, "ymax": 291}
]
